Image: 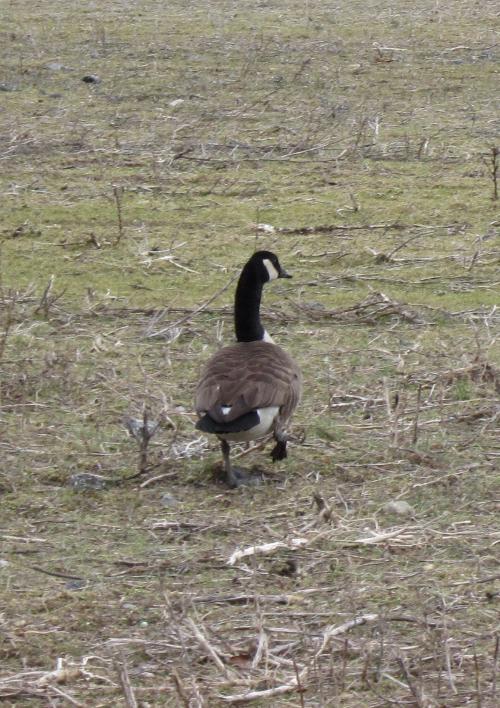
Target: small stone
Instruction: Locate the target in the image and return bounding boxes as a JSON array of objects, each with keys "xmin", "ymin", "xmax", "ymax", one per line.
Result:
[
  {"xmin": 255, "ymin": 223, "xmax": 275, "ymax": 234},
  {"xmin": 65, "ymin": 579, "xmax": 87, "ymax": 590},
  {"xmin": 46, "ymin": 62, "xmax": 66, "ymax": 71},
  {"xmin": 82, "ymin": 74, "xmax": 101, "ymax": 84},
  {"xmin": 169, "ymin": 98, "xmax": 184, "ymax": 107},
  {"xmin": 68, "ymin": 473, "xmax": 109, "ymax": 491},
  {"xmin": 383, "ymin": 500, "xmax": 415, "ymax": 517},
  {"xmin": 160, "ymin": 493, "xmax": 179, "ymax": 508},
  {"xmin": 124, "ymin": 416, "xmax": 160, "ymax": 440}
]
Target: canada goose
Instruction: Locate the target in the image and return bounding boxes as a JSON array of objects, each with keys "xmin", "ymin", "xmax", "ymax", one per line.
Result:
[{"xmin": 195, "ymin": 251, "xmax": 301, "ymax": 487}]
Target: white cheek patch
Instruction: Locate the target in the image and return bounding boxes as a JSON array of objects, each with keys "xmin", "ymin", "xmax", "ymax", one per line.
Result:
[{"xmin": 263, "ymin": 258, "xmax": 279, "ymax": 281}]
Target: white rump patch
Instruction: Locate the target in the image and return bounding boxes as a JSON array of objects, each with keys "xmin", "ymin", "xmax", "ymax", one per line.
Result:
[
  {"xmin": 220, "ymin": 406, "xmax": 280, "ymax": 442},
  {"xmin": 263, "ymin": 258, "xmax": 279, "ymax": 281},
  {"xmin": 221, "ymin": 405, "xmax": 232, "ymax": 415}
]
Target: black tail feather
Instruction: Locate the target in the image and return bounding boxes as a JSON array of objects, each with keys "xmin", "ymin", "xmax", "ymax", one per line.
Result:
[{"xmin": 196, "ymin": 411, "xmax": 259, "ymax": 434}]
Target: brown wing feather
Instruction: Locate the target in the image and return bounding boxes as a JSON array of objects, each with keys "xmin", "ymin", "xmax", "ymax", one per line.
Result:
[{"xmin": 196, "ymin": 341, "xmax": 301, "ymax": 424}]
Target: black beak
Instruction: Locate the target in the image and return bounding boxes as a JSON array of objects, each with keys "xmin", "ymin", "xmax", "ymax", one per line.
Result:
[{"xmin": 278, "ymin": 268, "xmax": 292, "ymax": 279}]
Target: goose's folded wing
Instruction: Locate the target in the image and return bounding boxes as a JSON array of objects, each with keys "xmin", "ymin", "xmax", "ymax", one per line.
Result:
[{"xmin": 195, "ymin": 342, "xmax": 301, "ymax": 423}]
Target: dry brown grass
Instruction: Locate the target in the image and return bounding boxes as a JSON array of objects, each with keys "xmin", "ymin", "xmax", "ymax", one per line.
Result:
[{"xmin": 1, "ymin": 0, "xmax": 499, "ymax": 705}]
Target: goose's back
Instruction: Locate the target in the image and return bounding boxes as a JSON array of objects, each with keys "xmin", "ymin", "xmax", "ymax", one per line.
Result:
[{"xmin": 196, "ymin": 340, "xmax": 301, "ymax": 424}]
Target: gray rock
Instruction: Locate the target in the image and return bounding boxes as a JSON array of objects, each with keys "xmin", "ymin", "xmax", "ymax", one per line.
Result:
[
  {"xmin": 124, "ymin": 416, "xmax": 159, "ymax": 440},
  {"xmin": 82, "ymin": 74, "xmax": 101, "ymax": 84},
  {"xmin": 46, "ymin": 62, "xmax": 67, "ymax": 71},
  {"xmin": 68, "ymin": 473, "xmax": 109, "ymax": 491},
  {"xmin": 160, "ymin": 493, "xmax": 179, "ymax": 508},
  {"xmin": 383, "ymin": 500, "xmax": 415, "ymax": 517}
]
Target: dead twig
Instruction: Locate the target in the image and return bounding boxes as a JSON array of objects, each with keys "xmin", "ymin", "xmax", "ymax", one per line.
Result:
[
  {"xmin": 492, "ymin": 634, "xmax": 499, "ymax": 700},
  {"xmin": 114, "ymin": 659, "xmax": 138, "ymax": 708},
  {"xmin": 146, "ymin": 272, "xmax": 238, "ymax": 338},
  {"xmin": 171, "ymin": 670, "xmax": 191, "ymax": 708},
  {"xmin": 186, "ymin": 618, "xmax": 235, "ymax": 680},
  {"xmin": 33, "ymin": 275, "xmax": 66, "ymax": 317},
  {"xmin": 487, "ymin": 146, "xmax": 499, "ymax": 200},
  {"xmin": 220, "ymin": 614, "xmax": 380, "ymax": 703},
  {"xmin": 124, "ymin": 406, "xmax": 161, "ymax": 476},
  {"xmin": 48, "ymin": 685, "xmax": 85, "ymax": 707},
  {"xmin": 412, "ymin": 385, "xmax": 422, "ymax": 445},
  {"xmin": 397, "ymin": 656, "xmax": 426, "ymax": 707},
  {"xmin": 112, "ymin": 185, "xmax": 125, "ymax": 244},
  {"xmin": 227, "ymin": 537, "xmax": 310, "ymax": 566}
]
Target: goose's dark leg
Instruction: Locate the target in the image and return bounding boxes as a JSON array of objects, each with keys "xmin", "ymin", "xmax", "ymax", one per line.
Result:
[
  {"xmin": 220, "ymin": 439, "xmax": 261, "ymax": 488},
  {"xmin": 271, "ymin": 422, "xmax": 288, "ymax": 462},
  {"xmin": 220, "ymin": 440, "xmax": 236, "ymax": 487}
]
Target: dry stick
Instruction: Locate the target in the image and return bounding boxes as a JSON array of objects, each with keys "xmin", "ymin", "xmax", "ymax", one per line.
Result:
[
  {"xmin": 34, "ymin": 274, "xmax": 54, "ymax": 316},
  {"xmin": 26, "ymin": 564, "xmax": 85, "ymax": 581},
  {"xmin": 139, "ymin": 406, "xmax": 152, "ymax": 474},
  {"xmin": 115, "ymin": 659, "xmax": 138, "ymax": 708},
  {"xmin": 492, "ymin": 634, "xmax": 499, "ymax": 699},
  {"xmin": 33, "ymin": 276, "xmax": 66, "ymax": 317},
  {"xmin": 227, "ymin": 527, "xmax": 414, "ymax": 569},
  {"xmin": 444, "ymin": 634, "xmax": 458, "ymax": 695},
  {"xmin": 412, "ymin": 385, "xmax": 422, "ymax": 445},
  {"xmin": 383, "ymin": 378, "xmax": 404, "ymax": 448},
  {"xmin": 147, "ymin": 271, "xmax": 239, "ymax": 338},
  {"xmin": 450, "ymin": 572, "xmax": 500, "ymax": 587},
  {"xmin": 397, "ymin": 656, "xmax": 424, "ymax": 708},
  {"xmin": 1, "ymin": 533, "xmax": 49, "ymax": 544},
  {"xmin": 113, "ymin": 186, "xmax": 124, "ymax": 244},
  {"xmin": 385, "ymin": 231, "xmax": 427, "ymax": 261},
  {"xmin": 186, "ymin": 618, "xmax": 234, "ymax": 681},
  {"xmin": 227, "ymin": 537, "xmax": 310, "ymax": 566},
  {"xmin": 278, "ymin": 222, "xmax": 406, "ymax": 235},
  {"xmin": 139, "ymin": 470, "xmax": 178, "ymax": 487},
  {"xmin": 473, "ymin": 646, "xmax": 481, "ymax": 708},
  {"xmin": 491, "ymin": 146, "xmax": 498, "ymax": 200},
  {"xmin": 383, "ymin": 377, "xmax": 393, "ymax": 419},
  {"xmin": 312, "ymin": 491, "xmax": 333, "ymax": 523},
  {"xmin": 252, "ymin": 627, "xmax": 268, "ymax": 670},
  {"xmin": 171, "ymin": 670, "xmax": 190, "ymax": 708},
  {"xmin": 221, "ymin": 681, "xmax": 301, "ymax": 703},
  {"xmin": 363, "ymin": 673, "xmax": 408, "ymax": 705},
  {"xmin": 0, "ymin": 297, "xmax": 16, "ymax": 365},
  {"xmin": 48, "ymin": 685, "xmax": 85, "ymax": 707},
  {"xmin": 192, "ymin": 593, "xmax": 301, "ymax": 606},
  {"xmin": 293, "ymin": 659, "xmax": 306, "ymax": 708},
  {"xmin": 220, "ymin": 614, "xmax": 379, "ymax": 703}
]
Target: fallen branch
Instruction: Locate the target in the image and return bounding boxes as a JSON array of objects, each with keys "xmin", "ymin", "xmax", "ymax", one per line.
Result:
[
  {"xmin": 186, "ymin": 618, "xmax": 236, "ymax": 681},
  {"xmin": 227, "ymin": 537, "xmax": 310, "ymax": 566},
  {"xmin": 192, "ymin": 593, "xmax": 297, "ymax": 606},
  {"xmin": 220, "ymin": 614, "xmax": 380, "ymax": 703},
  {"xmin": 114, "ymin": 660, "xmax": 138, "ymax": 708},
  {"xmin": 146, "ymin": 272, "xmax": 238, "ymax": 338}
]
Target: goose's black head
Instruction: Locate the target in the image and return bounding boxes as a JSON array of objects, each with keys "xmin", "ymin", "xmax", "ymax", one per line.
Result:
[{"xmin": 244, "ymin": 251, "xmax": 292, "ymax": 283}]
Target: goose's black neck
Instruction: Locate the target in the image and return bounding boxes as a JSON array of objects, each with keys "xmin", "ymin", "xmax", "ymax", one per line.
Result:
[{"xmin": 234, "ymin": 266, "xmax": 265, "ymax": 342}]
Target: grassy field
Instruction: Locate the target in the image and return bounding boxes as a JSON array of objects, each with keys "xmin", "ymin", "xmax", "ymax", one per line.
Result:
[{"xmin": 1, "ymin": 0, "xmax": 499, "ymax": 705}]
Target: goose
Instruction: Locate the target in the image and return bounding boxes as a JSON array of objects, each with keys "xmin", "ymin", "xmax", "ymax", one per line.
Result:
[{"xmin": 195, "ymin": 251, "xmax": 301, "ymax": 487}]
